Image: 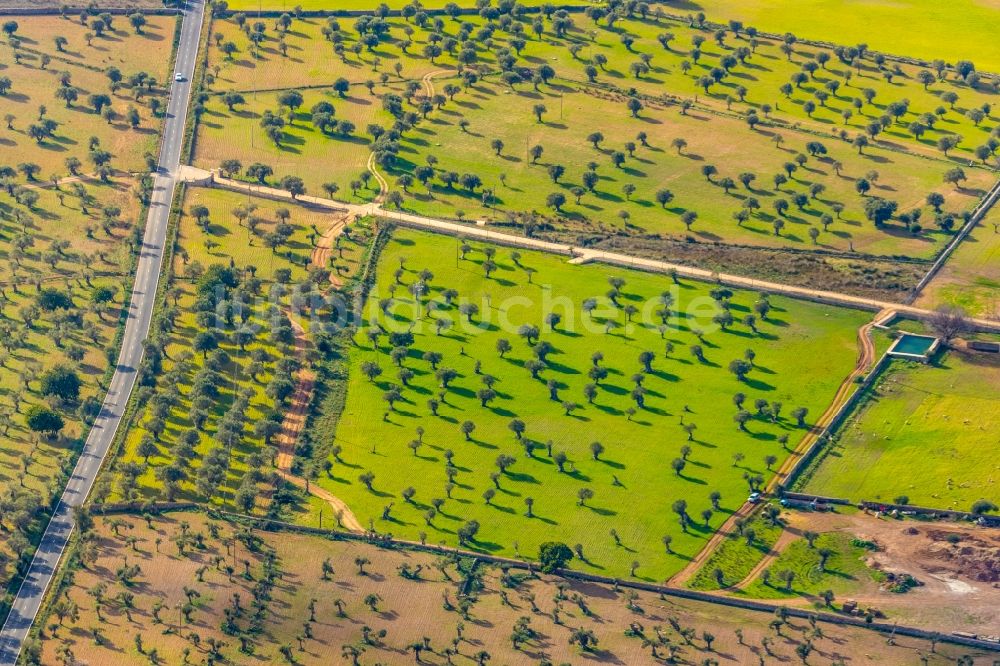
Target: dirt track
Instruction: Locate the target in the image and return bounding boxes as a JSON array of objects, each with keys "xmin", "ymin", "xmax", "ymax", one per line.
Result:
[
  {"xmin": 366, "ymin": 74, "xmax": 446, "ymax": 205},
  {"xmin": 274, "ymin": 216, "xmax": 363, "ymax": 532},
  {"xmin": 308, "ymin": 212, "xmax": 353, "ymax": 289},
  {"xmin": 178, "ymin": 168, "xmax": 1000, "ymax": 334},
  {"xmin": 278, "ymin": 472, "xmax": 365, "ymax": 531},
  {"xmin": 768, "ymin": 311, "xmax": 879, "ymax": 492},
  {"xmin": 274, "ymin": 315, "xmax": 314, "ymax": 473},
  {"xmin": 421, "ymin": 68, "xmax": 448, "ymax": 98},
  {"xmin": 670, "ymin": 313, "xmax": 881, "ymax": 586},
  {"xmin": 667, "ymin": 505, "xmax": 1000, "ymax": 633},
  {"xmin": 366, "ymin": 152, "xmax": 389, "ymax": 204}
]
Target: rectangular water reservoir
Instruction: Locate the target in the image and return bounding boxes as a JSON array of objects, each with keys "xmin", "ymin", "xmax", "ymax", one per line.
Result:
[{"xmin": 887, "ymin": 333, "xmax": 939, "ymax": 361}]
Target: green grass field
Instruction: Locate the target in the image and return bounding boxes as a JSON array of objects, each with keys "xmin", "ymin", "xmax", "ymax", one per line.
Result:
[
  {"xmin": 193, "ymin": 86, "xmax": 393, "ymax": 203},
  {"xmin": 200, "ymin": 10, "xmax": 996, "ymax": 259},
  {"xmin": 917, "ymin": 207, "xmax": 1000, "ymax": 318},
  {"xmin": 206, "ymin": 15, "xmax": 447, "ymax": 91},
  {"xmin": 222, "ymin": 0, "xmax": 1000, "ymax": 76},
  {"xmin": 176, "ymin": 187, "xmax": 370, "ymax": 281},
  {"xmin": 205, "ymin": 11, "xmax": 999, "ymax": 162},
  {"xmin": 742, "ymin": 531, "xmax": 874, "ymax": 600},
  {"xmin": 318, "ymin": 227, "xmax": 869, "ymax": 579},
  {"xmin": 385, "ymin": 77, "xmax": 988, "ymax": 257},
  {"xmin": 196, "ymin": 75, "xmax": 991, "ymax": 258},
  {"xmin": 803, "ymin": 351, "xmax": 1000, "ymax": 510},
  {"xmin": 684, "ymin": 0, "xmax": 1000, "ymax": 74}
]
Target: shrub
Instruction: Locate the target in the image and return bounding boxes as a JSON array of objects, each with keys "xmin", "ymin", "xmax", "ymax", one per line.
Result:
[
  {"xmin": 25, "ymin": 405, "xmax": 64, "ymax": 436},
  {"xmin": 971, "ymin": 499, "xmax": 998, "ymax": 515},
  {"xmin": 538, "ymin": 542, "xmax": 574, "ymax": 573},
  {"xmin": 37, "ymin": 288, "xmax": 73, "ymax": 311},
  {"xmin": 40, "ymin": 365, "xmax": 81, "ymax": 402}
]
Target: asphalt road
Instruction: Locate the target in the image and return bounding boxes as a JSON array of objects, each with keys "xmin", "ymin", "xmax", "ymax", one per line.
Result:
[{"xmin": 0, "ymin": 1, "xmax": 205, "ymax": 662}]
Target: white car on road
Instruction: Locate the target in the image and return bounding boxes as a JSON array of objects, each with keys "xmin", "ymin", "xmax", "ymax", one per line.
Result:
[{"xmin": 174, "ymin": 72, "xmax": 184, "ymax": 82}]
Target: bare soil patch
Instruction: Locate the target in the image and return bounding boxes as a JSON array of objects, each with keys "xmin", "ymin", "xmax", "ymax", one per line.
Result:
[
  {"xmin": 921, "ymin": 529, "xmax": 1000, "ymax": 584},
  {"xmin": 774, "ymin": 510, "xmax": 1000, "ymax": 632},
  {"xmin": 38, "ymin": 511, "xmax": 993, "ymax": 664},
  {"xmin": 0, "ymin": 1, "xmax": 166, "ymax": 9}
]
